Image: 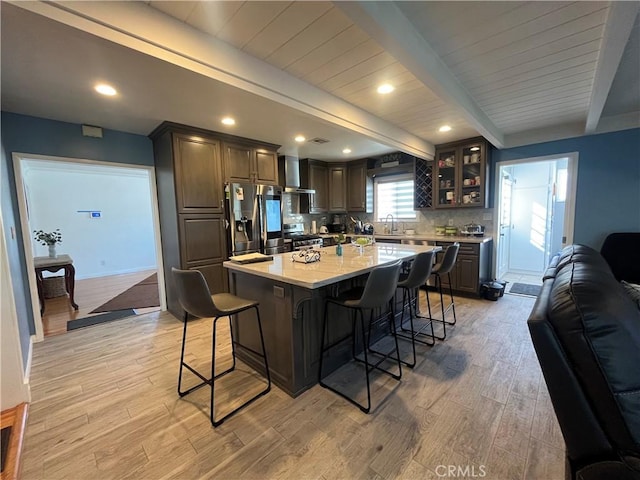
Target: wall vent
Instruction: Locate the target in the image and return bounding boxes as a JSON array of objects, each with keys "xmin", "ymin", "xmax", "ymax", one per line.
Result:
[{"xmin": 309, "ymin": 137, "xmax": 329, "ymax": 144}]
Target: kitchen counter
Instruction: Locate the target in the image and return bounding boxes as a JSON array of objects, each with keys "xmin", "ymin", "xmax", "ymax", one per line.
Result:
[
  {"xmin": 224, "ymin": 243, "xmax": 440, "ymax": 397},
  {"xmin": 375, "ymin": 233, "xmax": 493, "ymax": 244},
  {"xmin": 224, "ymin": 243, "xmax": 440, "ymax": 289}
]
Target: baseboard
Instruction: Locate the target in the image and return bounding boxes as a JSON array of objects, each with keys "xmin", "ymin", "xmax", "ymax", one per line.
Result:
[
  {"xmin": 23, "ymin": 338, "xmax": 33, "ymax": 403},
  {"xmin": 75, "ymin": 265, "xmax": 158, "ymax": 280}
]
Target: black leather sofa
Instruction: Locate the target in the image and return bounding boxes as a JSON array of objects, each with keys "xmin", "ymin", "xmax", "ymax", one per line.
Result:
[{"xmin": 527, "ymin": 244, "xmax": 640, "ymax": 480}]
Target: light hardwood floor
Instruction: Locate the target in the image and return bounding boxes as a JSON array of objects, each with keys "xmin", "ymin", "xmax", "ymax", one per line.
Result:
[
  {"xmin": 21, "ymin": 291, "xmax": 566, "ymax": 480},
  {"xmin": 41, "ymin": 270, "xmax": 160, "ymax": 337}
]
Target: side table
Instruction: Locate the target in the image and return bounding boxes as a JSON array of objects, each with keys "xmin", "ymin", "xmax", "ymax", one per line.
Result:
[{"xmin": 34, "ymin": 254, "xmax": 79, "ymax": 315}]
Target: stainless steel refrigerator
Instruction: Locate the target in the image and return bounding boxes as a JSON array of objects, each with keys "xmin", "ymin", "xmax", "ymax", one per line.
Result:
[{"xmin": 226, "ymin": 183, "xmax": 285, "ymax": 256}]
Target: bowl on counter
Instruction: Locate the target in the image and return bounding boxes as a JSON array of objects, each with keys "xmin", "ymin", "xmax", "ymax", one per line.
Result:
[
  {"xmin": 435, "ymin": 225, "xmax": 446, "ymax": 236},
  {"xmin": 445, "ymin": 226, "xmax": 458, "ymax": 236},
  {"xmin": 404, "ymin": 229, "xmax": 416, "ymax": 235}
]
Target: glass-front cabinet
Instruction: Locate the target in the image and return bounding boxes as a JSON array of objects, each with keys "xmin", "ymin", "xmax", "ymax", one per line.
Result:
[{"xmin": 434, "ymin": 137, "xmax": 489, "ymax": 209}]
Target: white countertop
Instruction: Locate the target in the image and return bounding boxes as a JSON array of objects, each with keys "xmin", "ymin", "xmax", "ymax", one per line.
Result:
[
  {"xmin": 224, "ymin": 243, "xmax": 441, "ymax": 289},
  {"xmin": 375, "ymin": 233, "xmax": 493, "ymax": 244}
]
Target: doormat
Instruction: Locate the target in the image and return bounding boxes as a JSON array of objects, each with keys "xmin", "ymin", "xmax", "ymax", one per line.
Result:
[
  {"xmin": 508, "ymin": 283, "xmax": 541, "ymax": 297},
  {"xmin": 67, "ymin": 309, "xmax": 136, "ymax": 331},
  {"xmin": 90, "ymin": 273, "xmax": 159, "ymax": 313}
]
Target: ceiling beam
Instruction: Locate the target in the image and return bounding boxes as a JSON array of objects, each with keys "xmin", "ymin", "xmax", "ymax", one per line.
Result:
[
  {"xmin": 10, "ymin": 0, "xmax": 435, "ymax": 159},
  {"xmin": 335, "ymin": 1, "xmax": 504, "ymax": 148},
  {"xmin": 584, "ymin": 2, "xmax": 639, "ymax": 134}
]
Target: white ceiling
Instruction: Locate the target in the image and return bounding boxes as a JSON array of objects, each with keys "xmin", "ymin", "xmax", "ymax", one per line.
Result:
[{"xmin": 1, "ymin": 1, "xmax": 638, "ymax": 162}]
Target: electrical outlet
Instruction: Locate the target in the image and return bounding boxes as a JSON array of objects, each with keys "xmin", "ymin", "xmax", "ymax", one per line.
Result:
[
  {"xmin": 483, "ymin": 213, "xmax": 493, "ymax": 221},
  {"xmin": 448, "ymin": 219, "xmax": 454, "ymax": 226}
]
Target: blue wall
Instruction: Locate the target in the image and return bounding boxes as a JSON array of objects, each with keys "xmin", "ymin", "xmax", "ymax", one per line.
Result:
[
  {"xmin": 493, "ymin": 128, "xmax": 640, "ymax": 249},
  {"xmin": 0, "ymin": 112, "xmax": 154, "ymax": 371}
]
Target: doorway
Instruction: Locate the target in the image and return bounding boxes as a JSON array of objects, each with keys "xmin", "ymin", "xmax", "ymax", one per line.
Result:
[
  {"xmin": 495, "ymin": 153, "xmax": 578, "ymax": 285},
  {"xmin": 13, "ymin": 153, "xmax": 166, "ymax": 340}
]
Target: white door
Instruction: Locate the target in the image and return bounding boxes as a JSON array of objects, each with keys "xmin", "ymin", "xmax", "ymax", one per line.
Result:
[
  {"xmin": 496, "ymin": 169, "xmax": 513, "ymax": 279},
  {"xmin": 509, "ymin": 162, "xmax": 552, "ymax": 274}
]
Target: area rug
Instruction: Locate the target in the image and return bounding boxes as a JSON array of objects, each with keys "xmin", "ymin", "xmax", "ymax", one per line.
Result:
[
  {"xmin": 67, "ymin": 309, "xmax": 136, "ymax": 331},
  {"xmin": 89, "ymin": 273, "xmax": 159, "ymax": 313},
  {"xmin": 509, "ymin": 282, "xmax": 541, "ymax": 297}
]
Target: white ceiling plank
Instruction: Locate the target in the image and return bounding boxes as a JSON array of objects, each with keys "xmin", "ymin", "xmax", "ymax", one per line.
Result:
[
  {"xmin": 265, "ymin": 7, "xmax": 352, "ymax": 69},
  {"xmin": 15, "ymin": 1, "xmax": 433, "ymax": 158},
  {"xmin": 286, "ymin": 25, "xmax": 369, "ymax": 78},
  {"xmin": 477, "ymin": 70, "xmax": 595, "ymax": 104},
  {"xmin": 442, "ymin": 3, "xmax": 606, "ymax": 65},
  {"xmin": 316, "ymin": 51, "xmax": 395, "ymax": 92},
  {"xmin": 335, "ymin": 1, "xmax": 504, "ymax": 147},
  {"xmin": 472, "ymin": 63, "xmax": 595, "ymax": 100},
  {"xmin": 330, "ymin": 64, "xmax": 413, "ymax": 97},
  {"xmin": 184, "ymin": 1, "xmax": 245, "ymax": 38},
  {"xmin": 450, "ymin": 20, "xmax": 604, "ymax": 76},
  {"xmin": 481, "ymin": 81, "xmax": 593, "ymax": 111},
  {"xmin": 585, "ymin": 2, "xmax": 640, "ymax": 133},
  {"xmin": 215, "ymin": 2, "xmax": 292, "ymax": 50},
  {"xmin": 242, "ymin": 2, "xmax": 332, "ymax": 60},
  {"xmin": 457, "ymin": 41, "xmax": 601, "ymax": 88},
  {"xmin": 468, "ymin": 54, "xmax": 598, "ymax": 97},
  {"xmin": 302, "ymin": 37, "xmax": 383, "ymax": 85},
  {"xmin": 490, "ymin": 96, "xmax": 591, "ymax": 121},
  {"xmin": 149, "ymin": 1, "xmax": 198, "ymax": 23}
]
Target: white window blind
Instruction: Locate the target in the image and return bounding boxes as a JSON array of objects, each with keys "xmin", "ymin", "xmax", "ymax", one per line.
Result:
[{"xmin": 374, "ymin": 174, "xmax": 416, "ymax": 220}]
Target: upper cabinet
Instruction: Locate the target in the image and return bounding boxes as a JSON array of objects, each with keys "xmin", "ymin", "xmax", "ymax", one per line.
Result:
[
  {"xmin": 300, "ymin": 159, "xmax": 329, "ymax": 214},
  {"xmin": 328, "ymin": 163, "xmax": 347, "ymax": 213},
  {"xmin": 347, "ymin": 160, "xmax": 372, "ymax": 213},
  {"xmin": 172, "ymin": 133, "xmax": 225, "ymax": 214},
  {"xmin": 223, "ymin": 141, "xmax": 279, "ymax": 185},
  {"xmin": 434, "ymin": 137, "xmax": 490, "ymax": 209}
]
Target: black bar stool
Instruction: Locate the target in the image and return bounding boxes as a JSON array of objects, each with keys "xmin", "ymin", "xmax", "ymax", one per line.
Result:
[
  {"xmin": 427, "ymin": 243, "xmax": 459, "ymax": 340},
  {"xmin": 318, "ymin": 261, "xmax": 403, "ymax": 414},
  {"xmin": 395, "ymin": 250, "xmax": 437, "ymax": 367},
  {"xmin": 172, "ymin": 267, "xmax": 271, "ymax": 427}
]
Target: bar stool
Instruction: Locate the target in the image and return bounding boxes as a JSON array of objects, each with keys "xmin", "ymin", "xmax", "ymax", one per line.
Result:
[
  {"xmin": 427, "ymin": 243, "xmax": 459, "ymax": 340},
  {"xmin": 395, "ymin": 250, "xmax": 437, "ymax": 367},
  {"xmin": 318, "ymin": 261, "xmax": 403, "ymax": 414},
  {"xmin": 172, "ymin": 267, "xmax": 271, "ymax": 427}
]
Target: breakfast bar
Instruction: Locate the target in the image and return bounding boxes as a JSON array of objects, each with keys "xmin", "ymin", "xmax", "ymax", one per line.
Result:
[{"xmin": 224, "ymin": 243, "xmax": 440, "ymax": 397}]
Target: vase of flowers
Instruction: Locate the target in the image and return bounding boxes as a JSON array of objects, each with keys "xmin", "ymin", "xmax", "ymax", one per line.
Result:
[{"xmin": 33, "ymin": 229, "xmax": 62, "ymax": 258}]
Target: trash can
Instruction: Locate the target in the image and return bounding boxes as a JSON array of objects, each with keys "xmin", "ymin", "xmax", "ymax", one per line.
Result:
[{"xmin": 481, "ymin": 280, "xmax": 507, "ymax": 301}]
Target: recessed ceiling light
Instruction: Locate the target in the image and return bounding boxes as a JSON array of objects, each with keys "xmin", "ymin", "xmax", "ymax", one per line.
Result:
[
  {"xmin": 294, "ymin": 135, "xmax": 306, "ymax": 143},
  {"xmin": 377, "ymin": 83, "xmax": 395, "ymax": 94},
  {"xmin": 95, "ymin": 84, "xmax": 117, "ymax": 96},
  {"xmin": 470, "ymin": 146, "xmax": 480, "ymax": 151},
  {"xmin": 221, "ymin": 117, "xmax": 236, "ymax": 126},
  {"xmin": 439, "ymin": 125, "xmax": 452, "ymax": 132},
  {"xmin": 343, "ymin": 148, "xmax": 352, "ymax": 154}
]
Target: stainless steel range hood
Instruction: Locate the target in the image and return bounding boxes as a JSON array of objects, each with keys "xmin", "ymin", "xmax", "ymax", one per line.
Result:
[{"xmin": 278, "ymin": 155, "xmax": 315, "ymax": 194}]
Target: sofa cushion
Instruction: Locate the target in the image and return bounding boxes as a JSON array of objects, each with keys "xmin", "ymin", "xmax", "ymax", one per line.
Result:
[
  {"xmin": 621, "ymin": 281, "xmax": 640, "ymax": 309},
  {"xmin": 547, "ymin": 247, "xmax": 640, "ymax": 450}
]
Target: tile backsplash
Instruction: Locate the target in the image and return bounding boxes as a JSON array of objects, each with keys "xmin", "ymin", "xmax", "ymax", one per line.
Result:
[{"xmin": 283, "ymin": 193, "xmax": 494, "ymax": 235}]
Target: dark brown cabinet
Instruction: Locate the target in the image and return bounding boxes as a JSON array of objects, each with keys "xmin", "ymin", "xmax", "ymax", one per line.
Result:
[
  {"xmin": 434, "ymin": 137, "xmax": 490, "ymax": 209},
  {"xmin": 301, "ymin": 160, "xmax": 329, "ymax": 214},
  {"xmin": 347, "ymin": 160, "xmax": 372, "ymax": 213},
  {"xmin": 328, "ymin": 163, "xmax": 347, "ymax": 212},
  {"xmin": 223, "ymin": 141, "xmax": 278, "ymax": 185},
  {"xmin": 151, "ymin": 122, "xmax": 280, "ymax": 318},
  {"xmin": 433, "ymin": 240, "xmax": 492, "ymax": 296}
]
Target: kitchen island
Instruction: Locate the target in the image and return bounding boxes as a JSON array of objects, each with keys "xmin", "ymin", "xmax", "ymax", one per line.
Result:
[{"xmin": 224, "ymin": 243, "xmax": 440, "ymax": 397}]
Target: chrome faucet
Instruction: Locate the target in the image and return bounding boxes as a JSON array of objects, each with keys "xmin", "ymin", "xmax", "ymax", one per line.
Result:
[{"xmin": 385, "ymin": 214, "xmax": 396, "ymax": 234}]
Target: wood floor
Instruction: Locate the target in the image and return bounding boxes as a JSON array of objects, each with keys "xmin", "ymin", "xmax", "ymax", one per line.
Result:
[
  {"xmin": 41, "ymin": 270, "xmax": 160, "ymax": 337},
  {"xmin": 21, "ymin": 291, "xmax": 566, "ymax": 480}
]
